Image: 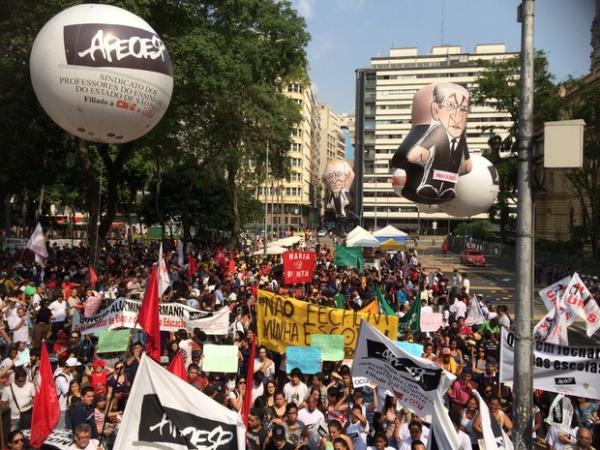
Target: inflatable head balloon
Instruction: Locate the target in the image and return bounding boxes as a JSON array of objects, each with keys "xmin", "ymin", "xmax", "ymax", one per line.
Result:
[
  {"xmin": 30, "ymin": 4, "xmax": 173, "ymax": 144},
  {"xmin": 322, "ymin": 160, "xmax": 354, "ymax": 218},
  {"xmin": 416, "ymin": 203, "xmax": 441, "ymax": 213},
  {"xmin": 391, "ymin": 83, "xmax": 472, "ymax": 205},
  {"xmin": 391, "ymin": 169, "xmax": 406, "ymax": 196},
  {"xmin": 438, "ymin": 154, "xmax": 499, "ymax": 217}
]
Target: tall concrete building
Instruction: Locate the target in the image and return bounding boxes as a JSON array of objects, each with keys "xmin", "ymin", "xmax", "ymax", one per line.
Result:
[
  {"xmin": 355, "ymin": 44, "xmax": 517, "ymax": 232},
  {"xmin": 258, "ymin": 82, "xmax": 320, "ymax": 231}
]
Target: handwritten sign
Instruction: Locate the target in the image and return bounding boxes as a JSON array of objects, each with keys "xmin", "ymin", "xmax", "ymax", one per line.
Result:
[
  {"xmin": 419, "ymin": 312, "xmax": 444, "ymax": 332},
  {"xmin": 310, "ymin": 334, "xmax": 345, "ymax": 361},
  {"xmin": 202, "ymin": 344, "xmax": 238, "ymax": 373}
]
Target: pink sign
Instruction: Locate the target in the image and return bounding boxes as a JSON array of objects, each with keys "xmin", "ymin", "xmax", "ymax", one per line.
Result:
[{"xmin": 420, "ymin": 312, "xmax": 443, "ymax": 332}]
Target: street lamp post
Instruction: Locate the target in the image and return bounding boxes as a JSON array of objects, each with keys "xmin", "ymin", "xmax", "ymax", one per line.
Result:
[{"xmin": 263, "ymin": 141, "xmax": 269, "ymax": 257}]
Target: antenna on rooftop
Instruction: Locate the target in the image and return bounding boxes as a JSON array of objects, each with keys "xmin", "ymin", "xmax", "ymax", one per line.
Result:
[{"xmin": 441, "ymin": 0, "xmax": 446, "ymax": 45}]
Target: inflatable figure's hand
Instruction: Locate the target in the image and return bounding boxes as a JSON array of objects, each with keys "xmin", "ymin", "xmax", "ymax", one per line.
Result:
[{"xmin": 407, "ymin": 145, "xmax": 431, "ymax": 166}]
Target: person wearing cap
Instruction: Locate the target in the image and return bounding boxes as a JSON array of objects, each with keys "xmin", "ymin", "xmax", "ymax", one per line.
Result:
[
  {"xmin": 70, "ymin": 386, "xmax": 99, "ymax": 440},
  {"xmin": 265, "ymin": 424, "xmax": 294, "ymax": 450},
  {"xmin": 54, "ymin": 357, "xmax": 80, "ymax": 428},
  {"xmin": 87, "ymin": 359, "xmax": 110, "ymax": 396},
  {"xmin": 438, "ymin": 347, "xmax": 461, "ymax": 376}
]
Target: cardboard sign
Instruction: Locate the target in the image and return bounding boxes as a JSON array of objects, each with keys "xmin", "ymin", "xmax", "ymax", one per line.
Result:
[
  {"xmin": 201, "ymin": 345, "xmax": 239, "ymax": 374},
  {"xmin": 310, "ymin": 335, "xmax": 345, "ymax": 361},
  {"xmin": 420, "ymin": 312, "xmax": 443, "ymax": 332},
  {"xmin": 286, "ymin": 346, "xmax": 321, "ymax": 374}
]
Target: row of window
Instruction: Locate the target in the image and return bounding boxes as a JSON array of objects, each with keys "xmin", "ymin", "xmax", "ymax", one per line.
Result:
[
  {"xmin": 260, "ymin": 186, "xmax": 303, "ymax": 197},
  {"xmin": 378, "ymin": 72, "xmax": 478, "ymax": 80},
  {"xmin": 290, "ymin": 157, "xmax": 303, "ymax": 167},
  {"xmin": 290, "ymin": 143, "xmax": 303, "ymax": 152},
  {"xmin": 363, "ymin": 206, "xmax": 419, "ymax": 213},
  {"xmin": 287, "ymin": 83, "xmax": 304, "ymax": 93}
]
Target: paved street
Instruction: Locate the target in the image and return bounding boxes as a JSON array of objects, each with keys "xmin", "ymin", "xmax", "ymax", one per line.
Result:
[{"xmin": 418, "ymin": 237, "xmax": 600, "ymax": 346}]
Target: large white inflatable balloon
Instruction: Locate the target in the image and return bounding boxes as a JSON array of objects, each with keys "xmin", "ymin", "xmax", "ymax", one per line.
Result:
[
  {"xmin": 391, "ymin": 169, "xmax": 406, "ymax": 196},
  {"xmin": 30, "ymin": 4, "xmax": 173, "ymax": 143},
  {"xmin": 438, "ymin": 154, "xmax": 499, "ymax": 217}
]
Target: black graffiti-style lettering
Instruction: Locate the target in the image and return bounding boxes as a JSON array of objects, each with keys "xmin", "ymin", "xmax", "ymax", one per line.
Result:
[
  {"xmin": 262, "ymin": 319, "xmax": 299, "ymax": 344},
  {"xmin": 180, "ymin": 425, "xmax": 233, "ymax": 450}
]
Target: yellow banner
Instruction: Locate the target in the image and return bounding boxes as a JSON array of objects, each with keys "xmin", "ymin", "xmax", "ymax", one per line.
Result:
[
  {"xmin": 359, "ymin": 300, "xmax": 379, "ymax": 315},
  {"xmin": 257, "ymin": 290, "xmax": 398, "ymax": 357}
]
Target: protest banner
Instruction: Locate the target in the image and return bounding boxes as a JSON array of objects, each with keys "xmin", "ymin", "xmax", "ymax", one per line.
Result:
[
  {"xmin": 560, "ymin": 273, "xmax": 600, "ymax": 337},
  {"xmin": 352, "ymin": 321, "xmax": 454, "ymax": 416},
  {"xmin": 257, "ymin": 290, "xmax": 398, "ymax": 357},
  {"xmin": 500, "ymin": 328, "xmax": 600, "ymax": 400},
  {"xmin": 283, "ymin": 250, "xmax": 316, "ymax": 284},
  {"xmin": 286, "ymin": 346, "xmax": 321, "ymax": 374},
  {"xmin": 533, "ymin": 307, "xmax": 569, "ymax": 346},
  {"xmin": 419, "ymin": 312, "xmax": 443, "ymax": 332},
  {"xmin": 72, "ymin": 298, "xmax": 230, "ymax": 336},
  {"xmin": 334, "ymin": 245, "xmax": 364, "ymax": 271},
  {"xmin": 539, "ymin": 276, "xmax": 571, "ymax": 311},
  {"xmin": 114, "ymin": 355, "xmax": 246, "ymax": 449},
  {"xmin": 310, "ymin": 334, "xmax": 345, "ymax": 361},
  {"xmin": 473, "ymin": 390, "xmax": 514, "ymax": 450},
  {"xmin": 359, "ymin": 300, "xmax": 379, "ymax": 315},
  {"xmin": 545, "ymin": 394, "xmax": 574, "ymax": 434},
  {"xmin": 466, "ymin": 297, "xmax": 486, "ymax": 326},
  {"xmin": 202, "ymin": 345, "xmax": 239, "ymax": 373},
  {"xmin": 23, "ymin": 429, "xmax": 73, "ymax": 450},
  {"xmin": 97, "ymin": 329, "xmax": 131, "ymax": 353},
  {"xmin": 395, "ymin": 342, "xmax": 424, "ymax": 358}
]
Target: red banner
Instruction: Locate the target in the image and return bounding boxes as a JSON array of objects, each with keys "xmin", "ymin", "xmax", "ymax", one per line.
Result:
[{"xmin": 283, "ymin": 251, "xmax": 316, "ymax": 285}]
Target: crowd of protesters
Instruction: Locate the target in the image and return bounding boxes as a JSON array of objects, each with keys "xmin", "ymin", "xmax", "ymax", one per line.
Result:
[{"xmin": 0, "ymin": 233, "xmax": 598, "ymax": 450}]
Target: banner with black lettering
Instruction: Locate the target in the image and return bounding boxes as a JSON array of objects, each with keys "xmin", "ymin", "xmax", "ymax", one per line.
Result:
[
  {"xmin": 500, "ymin": 328, "xmax": 600, "ymax": 400},
  {"xmin": 473, "ymin": 390, "xmax": 513, "ymax": 450},
  {"xmin": 72, "ymin": 298, "xmax": 229, "ymax": 336},
  {"xmin": 352, "ymin": 320, "xmax": 454, "ymax": 416},
  {"xmin": 283, "ymin": 250, "xmax": 316, "ymax": 284},
  {"xmin": 544, "ymin": 394, "xmax": 574, "ymax": 434},
  {"xmin": 559, "ymin": 272, "xmax": 600, "ymax": 337},
  {"xmin": 114, "ymin": 354, "xmax": 246, "ymax": 450}
]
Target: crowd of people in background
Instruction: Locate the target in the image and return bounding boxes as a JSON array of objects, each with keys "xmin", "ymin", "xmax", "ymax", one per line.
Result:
[{"xmin": 0, "ymin": 232, "xmax": 598, "ymax": 450}]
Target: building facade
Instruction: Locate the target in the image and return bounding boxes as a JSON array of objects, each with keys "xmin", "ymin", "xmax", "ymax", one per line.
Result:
[
  {"xmin": 355, "ymin": 44, "xmax": 517, "ymax": 232},
  {"xmin": 257, "ymin": 82, "xmax": 320, "ymax": 231}
]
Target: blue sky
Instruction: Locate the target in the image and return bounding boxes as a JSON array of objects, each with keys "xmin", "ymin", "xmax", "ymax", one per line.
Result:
[{"xmin": 292, "ymin": 0, "xmax": 595, "ymax": 114}]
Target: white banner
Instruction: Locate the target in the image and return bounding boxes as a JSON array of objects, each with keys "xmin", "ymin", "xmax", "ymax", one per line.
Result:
[
  {"xmin": 466, "ymin": 297, "xmax": 486, "ymax": 326},
  {"xmin": 533, "ymin": 307, "xmax": 569, "ymax": 346},
  {"xmin": 560, "ymin": 273, "xmax": 600, "ymax": 337},
  {"xmin": 114, "ymin": 354, "xmax": 246, "ymax": 450},
  {"xmin": 352, "ymin": 320, "xmax": 454, "ymax": 416},
  {"xmin": 539, "ymin": 276, "xmax": 570, "ymax": 311},
  {"xmin": 473, "ymin": 390, "xmax": 513, "ymax": 450},
  {"xmin": 23, "ymin": 429, "xmax": 73, "ymax": 450},
  {"xmin": 500, "ymin": 328, "xmax": 600, "ymax": 400},
  {"xmin": 544, "ymin": 394, "xmax": 574, "ymax": 434},
  {"xmin": 72, "ymin": 298, "xmax": 230, "ymax": 336}
]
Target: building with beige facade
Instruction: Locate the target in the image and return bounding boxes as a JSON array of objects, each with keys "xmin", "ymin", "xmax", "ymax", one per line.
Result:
[
  {"xmin": 355, "ymin": 44, "xmax": 517, "ymax": 232},
  {"xmin": 257, "ymin": 82, "xmax": 320, "ymax": 230}
]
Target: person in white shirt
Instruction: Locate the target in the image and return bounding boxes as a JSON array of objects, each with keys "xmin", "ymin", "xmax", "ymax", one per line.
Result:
[
  {"xmin": 421, "ymin": 300, "xmax": 433, "ymax": 314},
  {"xmin": 1, "ymin": 367, "xmax": 35, "ymax": 430},
  {"xmin": 54, "ymin": 358, "xmax": 79, "ymax": 429},
  {"xmin": 398, "ymin": 421, "xmax": 428, "ymax": 450},
  {"xmin": 283, "ymin": 368, "xmax": 309, "ymax": 408},
  {"xmin": 461, "ymin": 272, "xmax": 470, "ymax": 295},
  {"xmin": 346, "ymin": 404, "xmax": 369, "ymax": 450},
  {"xmin": 450, "ymin": 298, "xmax": 467, "ymax": 320},
  {"xmin": 366, "ymin": 431, "xmax": 395, "ymax": 450},
  {"xmin": 451, "ymin": 269, "xmax": 462, "ymax": 297},
  {"xmin": 48, "ymin": 297, "xmax": 68, "ymax": 332},
  {"xmin": 297, "ymin": 395, "xmax": 325, "ymax": 449},
  {"xmin": 70, "ymin": 423, "xmax": 103, "ymax": 450},
  {"xmin": 545, "ymin": 424, "xmax": 578, "ymax": 450},
  {"xmin": 449, "ymin": 409, "xmax": 474, "ymax": 450},
  {"xmin": 11, "ymin": 307, "xmax": 30, "ymax": 345}
]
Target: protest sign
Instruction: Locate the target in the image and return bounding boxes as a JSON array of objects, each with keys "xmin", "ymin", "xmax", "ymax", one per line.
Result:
[
  {"xmin": 202, "ymin": 344, "xmax": 239, "ymax": 373},
  {"xmin": 283, "ymin": 251, "xmax": 316, "ymax": 284},
  {"xmin": 560, "ymin": 273, "xmax": 600, "ymax": 337},
  {"xmin": 419, "ymin": 312, "xmax": 443, "ymax": 332},
  {"xmin": 114, "ymin": 355, "xmax": 245, "ymax": 450},
  {"xmin": 545, "ymin": 394, "xmax": 574, "ymax": 434},
  {"xmin": 310, "ymin": 335, "xmax": 344, "ymax": 361},
  {"xmin": 72, "ymin": 298, "xmax": 230, "ymax": 336},
  {"xmin": 286, "ymin": 346, "xmax": 321, "ymax": 374},
  {"xmin": 539, "ymin": 276, "xmax": 571, "ymax": 311},
  {"xmin": 533, "ymin": 307, "xmax": 569, "ymax": 346},
  {"xmin": 395, "ymin": 342, "xmax": 424, "ymax": 358},
  {"xmin": 97, "ymin": 329, "xmax": 131, "ymax": 353},
  {"xmin": 23, "ymin": 429, "xmax": 72, "ymax": 450},
  {"xmin": 352, "ymin": 321, "xmax": 454, "ymax": 416},
  {"xmin": 500, "ymin": 328, "xmax": 600, "ymax": 400},
  {"xmin": 257, "ymin": 290, "xmax": 398, "ymax": 357}
]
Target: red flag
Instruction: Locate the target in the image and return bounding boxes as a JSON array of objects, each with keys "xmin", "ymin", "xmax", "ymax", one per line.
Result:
[
  {"xmin": 241, "ymin": 337, "xmax": 256, "ymax": 427},
  {"xmin": 283, "ymin": 250, "xmax": 316, "ymax": 284},
  {"xmin": 138, "ymin": 266, "xmax": 161, "ymax": 362},
  {"xmin": 30, "ymin": 344, "xmax": 60, "ymax": 448},
  {"xmin": 89, "ymin": 265, "xmax": 98, "ymax": 287},
  {"xmin": 228, "ymin": 257, "xmax": 235, "ymax": 276},
  {"xmin": 187, "ymin": 255, "xmax": 198, "ymax": 279},
  {"xmin": 167, "ymin": 351, "xmax": 187, "ymax": 381}
]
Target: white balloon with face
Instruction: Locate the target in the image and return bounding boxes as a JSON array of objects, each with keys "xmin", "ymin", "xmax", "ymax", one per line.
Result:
[
  {"xmin": 30, "ymin": 3, "xmax": 173, "ymax": 143},
  {"xmin": 415, "ymin": 203, "xmax": 441, "ymax": 213},
  {"xmin": 438, "ymin": 154, "xmax": 500, "ymax": 217}
]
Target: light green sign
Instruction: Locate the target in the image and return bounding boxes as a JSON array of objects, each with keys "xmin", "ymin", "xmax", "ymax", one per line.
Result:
[
  {"xmin": 97, "ymin": 329, "xmax": 130, "ymax": 353},
  {"xmin": 202, "ymin": 344, "xmax": 239, "ymax": 373},
  {"xmin": 310, "ymin": 334, "xmax": 344, "ymax": 361}
]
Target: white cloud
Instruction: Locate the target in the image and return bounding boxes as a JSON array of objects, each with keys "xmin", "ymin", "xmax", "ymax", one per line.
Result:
[{"xmin": 296, "ymin": 0, "xmax": 315, "ymax": 19}]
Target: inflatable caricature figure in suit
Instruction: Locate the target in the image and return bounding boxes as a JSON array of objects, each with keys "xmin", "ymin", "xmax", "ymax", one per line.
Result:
[
  {"xmin": 391, "ymin": 83, "xmax": 473, "ymax": 204},
  {"xmin": 322, "ymin": 160, "xmax": 354, "ymax": 218}
]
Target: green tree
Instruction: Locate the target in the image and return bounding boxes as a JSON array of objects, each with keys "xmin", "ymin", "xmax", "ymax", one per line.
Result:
[
  {"xmin": 473, "ymin": 52, "xmax": 561, "ymax": 241},
  {"xmin": 562, "ymin": 80, "xmax": 600, "ymax": 258}
]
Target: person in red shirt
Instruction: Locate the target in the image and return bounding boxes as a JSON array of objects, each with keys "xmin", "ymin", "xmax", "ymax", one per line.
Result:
[
  {"xmin": 447, "ymin": 369, "xmax": 478, "ymax": 410},
  {"xmin": 457, "ymin": 317, "xmax": 474, "ymax": 337},
  {"xmin": 87, "ymin": 359, "xmax": 111, "ymax": 396},
  {"xmin": 187, "ymin": 363, "xmax": 208, "ymax": 391}
]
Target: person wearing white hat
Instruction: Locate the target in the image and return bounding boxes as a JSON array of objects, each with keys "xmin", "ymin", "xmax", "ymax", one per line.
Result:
[{"xmin": 54, "ymin": 357, "xmax": 80, "ymax": 429}]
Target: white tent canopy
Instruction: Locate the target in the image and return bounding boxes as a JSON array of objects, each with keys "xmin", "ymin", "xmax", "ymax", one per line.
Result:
[
  {"xmin": 372, "ymin": 225, "xmax": 407, "ymax": 237},
  {"xmin": 346, "ymin": 225, "xmax": 370, "ymax": 240},
  {"xmin": 269, "ymin": 235, "xmax": 303, "ymax": 248},
  {"xmin": 253, "ymin": 245, "xmax": 287, "ymax": 255},
  {"xmin": 347, "ymin": 235, "xmax": 381, "ymax": 247}
]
